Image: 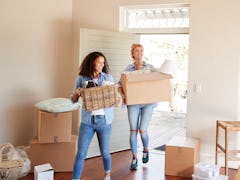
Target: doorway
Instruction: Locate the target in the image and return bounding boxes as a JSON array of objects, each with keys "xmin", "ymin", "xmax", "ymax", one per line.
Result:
[
  {"xmin": 138, "ymin": 34, "xmax": 189, "ymax": 152},
  {"xmin": 141, "ymin": 34, "xmax": 188, "ymax": 113}
]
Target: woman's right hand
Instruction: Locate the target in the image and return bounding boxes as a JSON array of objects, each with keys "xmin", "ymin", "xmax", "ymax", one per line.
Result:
[
  {"xmin": 72, "ymin": 87, "xmax": 82, "ymax": 103},
  {"xmin": 76, "ymin": 87, "xmax": 82, "ymax": 96}
]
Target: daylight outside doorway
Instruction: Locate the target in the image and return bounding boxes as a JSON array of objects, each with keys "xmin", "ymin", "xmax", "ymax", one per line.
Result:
[
  {"xmin": 141, "ymin": 34, "xmax": 188, "ymax": 113},
  {"xmin": 139, "ymin": 34, "xmax": 189, "ymax": 152}
]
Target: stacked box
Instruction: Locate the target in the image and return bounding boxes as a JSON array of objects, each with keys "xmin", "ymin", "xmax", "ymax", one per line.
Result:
[
  {"xmin": 29, "ymin": 136, "xmax": 77, "ymax": 172},
  {"xmin": 38, "ymin": 110, "xmax": 72, "ymax": 143},
  {"xmin": 121, "ymin": 71, "xmax": 172, "ymax": 105},
  {"xmin": 29, "ymin": 109, "xmax": 76, "ymax": 172},
  {"xmin": 81, "ymin": 84, "xmax": 118, "ymax": 111},
  {"xmin": 165, "ymin": 136, "xmax": 200, "ymax": 178}
]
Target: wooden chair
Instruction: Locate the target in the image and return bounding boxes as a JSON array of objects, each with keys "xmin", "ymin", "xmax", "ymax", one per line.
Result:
[{"xmin": 215, "ymin": 120, "xmax": 240, "ymax": 175}]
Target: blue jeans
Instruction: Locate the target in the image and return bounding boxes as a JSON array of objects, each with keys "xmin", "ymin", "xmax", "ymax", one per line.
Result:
[
  {"xmin": 72, "ymin": 115, "xmax": 112, "ymax": 180},
  {"xmin": 127, "ymin": 104, "xmax": 154, "ymax": 154}
]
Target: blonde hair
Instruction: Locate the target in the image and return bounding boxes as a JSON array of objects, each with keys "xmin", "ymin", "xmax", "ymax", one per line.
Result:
[{"xmin": 131, "ymin": 43, "xmax": 144, "ymax": 59}]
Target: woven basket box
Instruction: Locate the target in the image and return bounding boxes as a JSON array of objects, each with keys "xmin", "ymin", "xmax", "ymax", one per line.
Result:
[{"xmin": 81, "ymin": 84, "xmax": 118, "ymax": 111}]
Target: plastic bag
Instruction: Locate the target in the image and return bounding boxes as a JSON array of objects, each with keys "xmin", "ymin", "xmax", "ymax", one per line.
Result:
[{"xmin": 12, "ymin": 146, "xmax": 31, "ymax": 178}]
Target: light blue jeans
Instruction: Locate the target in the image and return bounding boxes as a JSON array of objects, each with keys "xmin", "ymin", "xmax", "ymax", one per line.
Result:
[
  {"xmin": 72, "ymin": 115, "xmax": 112, "ymax": 180},
  {"xmin": 127, "ymin": 104, "xmax": 154, "ymax": 154}
]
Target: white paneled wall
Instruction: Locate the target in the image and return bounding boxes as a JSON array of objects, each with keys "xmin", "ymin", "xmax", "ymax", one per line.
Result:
[{"xmin": 79, "ymin": 28, "xmax": 139, "ymax": 157}]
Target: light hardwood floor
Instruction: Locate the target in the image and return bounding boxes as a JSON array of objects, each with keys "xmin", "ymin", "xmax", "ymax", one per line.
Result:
[{"xmin": 20, "ymin": 149, "xmax": 236, "ymax": 180}]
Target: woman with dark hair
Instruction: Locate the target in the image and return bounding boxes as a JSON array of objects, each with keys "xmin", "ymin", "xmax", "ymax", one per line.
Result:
[{"xmin": 71, "ymin": 51, "xmax": 114, "ymax": 180}]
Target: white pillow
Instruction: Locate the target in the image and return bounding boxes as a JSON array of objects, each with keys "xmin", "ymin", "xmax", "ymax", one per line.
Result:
[{"xmin": 35, "ymin": 98, "xmax": 81, "ymax": 113}]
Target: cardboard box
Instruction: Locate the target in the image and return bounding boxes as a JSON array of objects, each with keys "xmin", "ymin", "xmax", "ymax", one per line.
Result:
[
  {"xmin": 121, "ymin": 71, "xmax": 172, "ymax": 105},
  {"xmin": 81, "ymin": 84, "xmax": 118, "ymax": 111},
  {"xmin": 165, "ymin": 136, "xmax": 200, "ymax": 178},
  {"xmin": 29, "ymin": 135, "xmax": 77, "ymax": 172},
  {"xmin": 38, "ymin": 110, "xmax": 72, "ymax": 143},
  {"xmin": 34, "ymin": 163, "xmax": 53, "ymax": 180},
  {"xmin": 234, "ymin": 166, "xmax": 240, "ymax": 180}
]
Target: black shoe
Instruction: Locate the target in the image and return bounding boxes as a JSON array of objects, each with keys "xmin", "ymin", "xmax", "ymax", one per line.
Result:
[
  {"xmin": 142, "ymin": 151, "xmax": 149, "ymax": 163},
  {"xmin": 130, "ymin": 158, "xmax": 138, "ymax": 170}
]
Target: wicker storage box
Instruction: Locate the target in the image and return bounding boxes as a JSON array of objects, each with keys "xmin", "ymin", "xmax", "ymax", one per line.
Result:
[
  {"xmin": 0, "ymin": 143, "xmax": 23, "ymax": 180},
  {"xmin": 81, "ymin": 84, "xmax": 118, "ymax": 111}
]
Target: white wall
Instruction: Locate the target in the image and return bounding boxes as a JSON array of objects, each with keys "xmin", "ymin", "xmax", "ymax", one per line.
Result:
[
  {"xmin": 0, "ymin": 0, "xmax": 73, "ymax": 145},
  {"xmin": 187, "ymin": 0, "xmax": 240, "ymax": 162}
]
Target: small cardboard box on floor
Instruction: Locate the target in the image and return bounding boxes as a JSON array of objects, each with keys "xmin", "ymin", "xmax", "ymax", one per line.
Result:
[
  {"xmin": 29, "ymin": 135, "xmax": 77, "ymax": 172},
  {"xmin": 165, "ymin": 136, "xmax": 200, "ymax": 178},
  {"xmin": 34, "ymin": 163, "xmax": 53, "ymax": 180},
  {"xmin": 37, "ymin": 110, "xmax": 72, "ymax": 143},
  {"xmin": 121, "ymin": 71, "xmax": 172, "ymax": 105}
]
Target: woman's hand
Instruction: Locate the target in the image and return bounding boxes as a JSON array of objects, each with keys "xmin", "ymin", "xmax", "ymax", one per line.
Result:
[
  {"xmin": 72, "ymin": 87, "xmax": 82, "ymax": 103},
  {"xmin": 76, "ymin": 87, "xmax": 81, "ymax": 96},
  {"xmin": 116, "ymin": 92, "xmax": 123, "ymax": 107},
  {"xmin": 118, "ymin": 87, "xmax": 126, "ymax": 105}
]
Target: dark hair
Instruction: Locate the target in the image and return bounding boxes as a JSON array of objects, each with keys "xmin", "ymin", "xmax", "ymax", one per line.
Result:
[{"xmin": 79, "ymin": 51, "xmax": 110, "ymax": 76}]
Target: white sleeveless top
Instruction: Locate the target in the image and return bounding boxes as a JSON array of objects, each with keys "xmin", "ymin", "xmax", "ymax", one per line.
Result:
[{"xmin": 91, "ymin": 78, "xmax": 105, "ymax": 116}]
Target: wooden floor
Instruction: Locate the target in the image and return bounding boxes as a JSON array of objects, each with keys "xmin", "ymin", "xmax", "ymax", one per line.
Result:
[{"xmin": 20, "ymin": 150, "xmax": 237, "ymax": 180}]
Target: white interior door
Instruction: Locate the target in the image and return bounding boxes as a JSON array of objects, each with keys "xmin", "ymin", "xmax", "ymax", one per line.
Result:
[{"xmin": 79, "ymin": 28, "xmax": 139, "ymax": 158}]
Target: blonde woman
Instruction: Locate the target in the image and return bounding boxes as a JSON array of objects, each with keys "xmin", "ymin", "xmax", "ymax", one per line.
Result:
[{"xmin": 118, "ymin": 44, "xmax": 154, "ymax": 170}]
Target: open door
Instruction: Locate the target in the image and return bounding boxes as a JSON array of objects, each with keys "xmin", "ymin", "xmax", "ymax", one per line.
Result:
[{"xmin": 79, "ymin": 28, "xmax": 139, "ymax": 158}]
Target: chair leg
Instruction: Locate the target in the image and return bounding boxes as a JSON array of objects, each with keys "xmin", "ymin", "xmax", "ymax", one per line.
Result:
[
  {"xmin": 215, "ymin": 120, "xmax": 219, "ymax": 165},
  {"xmin": 225, "ymin": 128, "xmax": 228, "ymax": 175}
]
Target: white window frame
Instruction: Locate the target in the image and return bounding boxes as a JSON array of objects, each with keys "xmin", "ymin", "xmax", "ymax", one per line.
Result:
[{"xmin": 119, "ymin": 4, "xmax": 190, "ymax": 34}]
